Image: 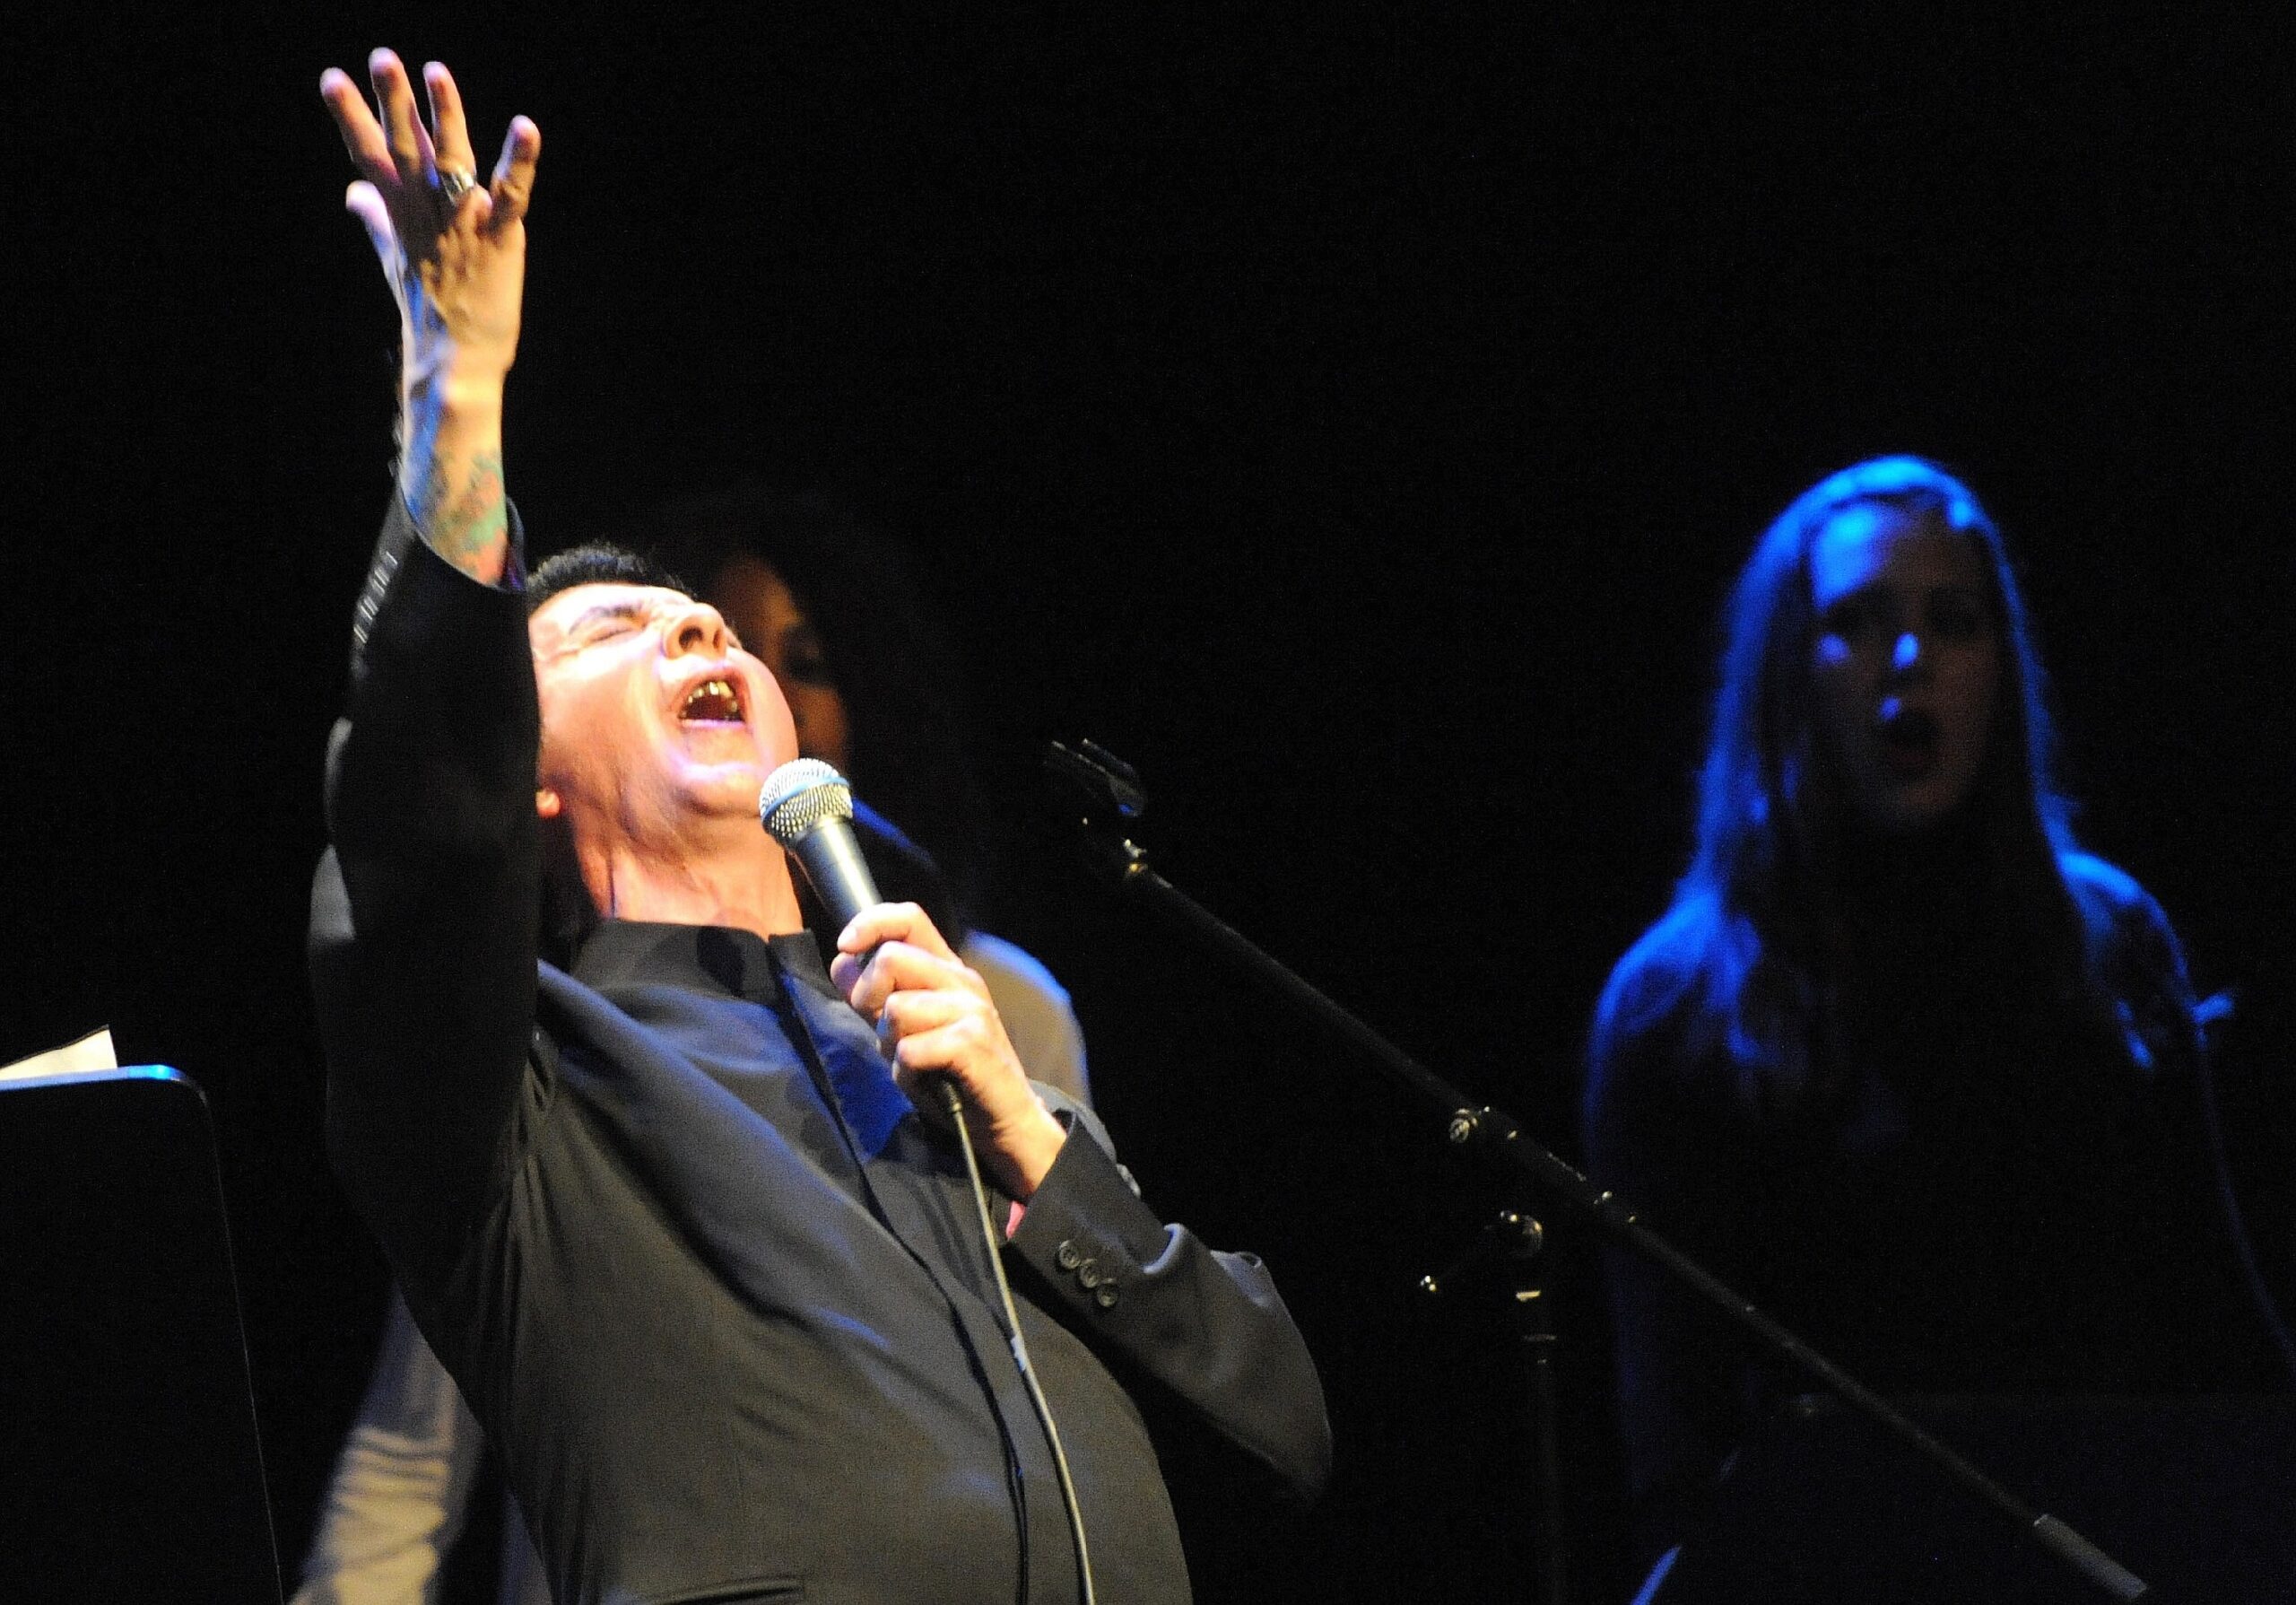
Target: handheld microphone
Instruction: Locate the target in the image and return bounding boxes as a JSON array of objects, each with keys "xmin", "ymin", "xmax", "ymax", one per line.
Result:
[
  {"xmin": 761, "ymin": 759, "xmax": 965, "ymax": 1126},
  {"xmin": 759, "ymin": 758, "xmax": 882, "ymax": 929}
]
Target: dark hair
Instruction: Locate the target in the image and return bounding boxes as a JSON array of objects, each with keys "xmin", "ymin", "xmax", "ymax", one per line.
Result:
[
  {"xmin": 1605, "ymin": 456, "xmax": 2125, "ymax": 1112},
  {"xmin": 637, "ymin": 485, "xmax": 997, "ymax": 928},
  {"xmin": 526, "ymin": 542, "xmax": 692, "ymax": 615}
]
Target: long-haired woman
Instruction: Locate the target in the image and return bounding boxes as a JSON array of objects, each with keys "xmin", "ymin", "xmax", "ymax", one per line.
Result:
[{"xmin": 1582, "ymin": 457, "xmax": 2250, "ymax": 1573}]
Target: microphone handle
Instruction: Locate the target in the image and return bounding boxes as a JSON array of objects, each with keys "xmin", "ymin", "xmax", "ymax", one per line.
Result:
[
  {"xmin": 788, "ymin": 816, "xmax": 965, "ymax": 1119},
  {"xmin": 793, "ymin": 817, "xmax": 882, "ymax": 931}
]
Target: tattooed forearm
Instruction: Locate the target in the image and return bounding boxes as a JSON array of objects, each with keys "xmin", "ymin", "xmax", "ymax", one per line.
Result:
[
  {"xmin": 413, "ymin": 450, "xmax": 508, "ymax": 578},
  {"xmin": 396, "ymin": 380, "xmax": 510, "ymax": 585}
]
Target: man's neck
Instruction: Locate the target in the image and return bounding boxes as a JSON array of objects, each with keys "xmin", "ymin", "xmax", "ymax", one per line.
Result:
[{"xmin": 577, "ymin": 825, "xmax": 806, "ymax": 942}]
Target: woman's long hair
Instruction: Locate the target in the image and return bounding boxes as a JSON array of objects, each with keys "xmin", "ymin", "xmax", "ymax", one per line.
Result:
[{"xmin": 1618, "ymin": 456, "xmax": 2116, "ymax": 1112}]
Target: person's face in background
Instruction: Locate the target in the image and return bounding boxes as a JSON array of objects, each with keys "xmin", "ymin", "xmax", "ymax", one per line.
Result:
[
  {"xmin": 1806, "ymin": 503, "xmax": 2003, "ymax": 833},
  {"xmin": 709, "ymin": 554, "xmax": 854, "ymax": 774}
]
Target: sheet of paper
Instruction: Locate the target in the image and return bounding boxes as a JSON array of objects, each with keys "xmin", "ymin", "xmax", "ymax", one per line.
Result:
[{"xmin": 0, "ymin": 1027, "xmax": 119, "ymax": 1082}]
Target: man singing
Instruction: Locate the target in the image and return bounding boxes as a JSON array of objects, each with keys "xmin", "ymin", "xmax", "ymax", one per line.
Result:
[{"xmin": 308, "ymin": 49, "xmax": 1330, "ymax": 1605}]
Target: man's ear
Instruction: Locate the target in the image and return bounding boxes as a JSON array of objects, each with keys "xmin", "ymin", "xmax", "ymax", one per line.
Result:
[{"xmin": 536, "ymin": 787, "xmax": 562, "ymax": 819}]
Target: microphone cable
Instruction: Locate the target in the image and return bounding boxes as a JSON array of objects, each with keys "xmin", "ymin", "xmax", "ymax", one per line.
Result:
[{"xmin": 937, "ymin": 1077, "xmax": 1099, "ymax": 1605}]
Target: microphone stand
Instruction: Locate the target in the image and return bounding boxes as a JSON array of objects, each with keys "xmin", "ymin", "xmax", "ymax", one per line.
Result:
[
  {"xmin": 1420, "ymin": 1208, "xmax": 1570, "ymax": 1605},
  {"xmin": 1044, "ymin": 740, "xmax": 2151, "ymax": 1604}
]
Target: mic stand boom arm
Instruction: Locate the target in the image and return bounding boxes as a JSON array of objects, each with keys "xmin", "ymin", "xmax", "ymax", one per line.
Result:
[{"xmin": 1044, "ymin": 740, "xmax": 2149, "ymax": 1604}]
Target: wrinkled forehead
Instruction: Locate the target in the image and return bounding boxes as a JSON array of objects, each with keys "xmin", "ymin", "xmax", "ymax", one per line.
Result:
[
  {"xmin": 1808, "ymin": 502, "xmax": 1987, "ymax": 604},
  {"xmin": 527, "ymin": 580, "xmax": 700, "ymax": 653}
]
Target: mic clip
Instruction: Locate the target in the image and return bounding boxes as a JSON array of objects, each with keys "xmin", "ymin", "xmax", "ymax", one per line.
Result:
[
  {"xmin": 1044, "ymin": 739, "xmax": 1152, "ymax": 884},
  {"xmin": 1418, "ymin": 1209, "xmax": 1546, "ymax": 1300}
]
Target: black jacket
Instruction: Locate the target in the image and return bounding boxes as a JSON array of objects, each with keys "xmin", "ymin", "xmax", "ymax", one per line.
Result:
[{"xmin": 309, "ymin": 502, "xmax": 1330, "ymax": 1605}]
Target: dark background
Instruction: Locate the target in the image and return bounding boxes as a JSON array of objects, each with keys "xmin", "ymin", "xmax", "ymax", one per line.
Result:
[{"xmin": 4, "ymin": 8, "xmax": 2290, "ymax": 1601}]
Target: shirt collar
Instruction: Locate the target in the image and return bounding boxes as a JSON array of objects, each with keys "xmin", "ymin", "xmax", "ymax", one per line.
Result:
[{"xmin": 570, "ymin": 920, "xmax": 832, "ymax": 1007}]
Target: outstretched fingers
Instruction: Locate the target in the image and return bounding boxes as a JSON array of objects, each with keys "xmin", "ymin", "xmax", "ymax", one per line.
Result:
[
  {"xmin": 319, "ymin": 67, "xmax": 395, "ymax": 188},
  {"xmin": 344, "ymin": 180, "xmax": 396, "ymax": 263},
  {"xmin": 486, "ymin": 117, "xmax": 542, "ymax": 235},
  {"xmin": 421, "ymin": 61, "xmax": 475, "ymax": 176},
  {"xmin": 325, "ymin": 51, "xmax": 540, "ymax": 248},
  {"xmin": 367, "ymin": 49, "xmax": 436, "ymax": 187},
  {"xmin": 318, "ymin": 48, "xmax": 534, "ymax": 397}
]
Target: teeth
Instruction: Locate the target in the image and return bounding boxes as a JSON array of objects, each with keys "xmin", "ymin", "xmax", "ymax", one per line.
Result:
[{"xmin": 680, "ymin": 679, "xmax": 744, "ymax": 721}]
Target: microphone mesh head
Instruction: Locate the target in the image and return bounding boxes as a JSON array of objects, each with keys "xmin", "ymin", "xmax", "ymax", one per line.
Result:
[{"xmin": 759, "ymin": 758, "xmax": 855, "ymax": 846}]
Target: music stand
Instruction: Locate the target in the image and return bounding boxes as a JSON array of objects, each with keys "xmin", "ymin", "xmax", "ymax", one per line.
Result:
[{"xmin": 0, "ymin": 1067, "xmax": 283, "ymax": 1602}]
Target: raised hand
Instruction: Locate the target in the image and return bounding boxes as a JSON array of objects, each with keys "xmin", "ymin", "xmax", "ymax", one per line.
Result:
[
  {"xmin": 832, "ymin": 903, "xmax": 1070, "ymax": 1199},
  {"xmin": 320, "ymin": 51, "xmax": 539, "ymax": 580},
  {"xmin": 321, "ymin": 50, "xmax": 537, "ymax": 383}
]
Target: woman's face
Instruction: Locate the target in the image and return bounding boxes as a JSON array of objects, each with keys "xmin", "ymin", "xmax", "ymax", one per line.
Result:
[
  {"xmin": 708, "ymin": 554, "xmax": 855, "ymax": 774},
  {"xmin": 1806, "ymin": 504, "xmax": 2002, "ymax": 833}
]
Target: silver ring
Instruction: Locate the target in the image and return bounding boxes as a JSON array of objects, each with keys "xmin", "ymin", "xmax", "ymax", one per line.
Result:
[{"xmin": 435, "ymin": 167, "xmax": 478, "ymax": 205}]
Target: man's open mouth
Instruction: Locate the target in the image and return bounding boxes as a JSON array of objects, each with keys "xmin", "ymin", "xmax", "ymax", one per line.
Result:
[{"xmin": 678, "ymin": 677, "xmax": 745, "ymax": 725}]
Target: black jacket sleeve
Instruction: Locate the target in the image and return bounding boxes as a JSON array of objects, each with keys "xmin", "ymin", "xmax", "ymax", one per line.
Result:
[
  {"xmin": 1010, "ymin": 1092, "xmax": 1335, "ymax": 1503},
  {"xmin": 309, "ymin": 501, "xmax": 543, "ymax": 1294}
]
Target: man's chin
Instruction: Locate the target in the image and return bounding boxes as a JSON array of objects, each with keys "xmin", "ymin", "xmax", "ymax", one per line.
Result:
[{"xmin": 671, "ymin": 759, "xmax": 775, "ymax": 814}]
